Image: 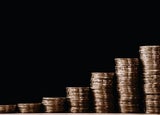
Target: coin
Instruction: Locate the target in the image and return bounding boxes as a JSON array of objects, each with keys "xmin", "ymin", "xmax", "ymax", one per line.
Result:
[
  {"xmin": 90, "ymin": 72, "xmax": 116, "ymax": 113},
  {"xmin": 0, "ymin": 105, "xmax": 16, "ymax": 113},
  {"xmin": 139, "ymin": 45, "xmax": 160, "ymax": 113},
  {"xmin": 42, "ymin": 97, "xmax": 66, "ymax": 113},
  {"xmin": 115, "ymin": 58, "xmax": 141, "ymax": 113},
  {"xmin": 17, "ymin": 103, "xmax": 41, "ymax": 113},
  {"xmin": 66, "ymin": 87, "xmax": 90, "ymax": 113}
]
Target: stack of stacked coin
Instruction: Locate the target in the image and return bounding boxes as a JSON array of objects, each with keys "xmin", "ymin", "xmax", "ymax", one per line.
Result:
[
  {"xmin": 139, "ymin": 45, "xmax": 160, "ymax": 114},
  {"xmin": 66, "ymin": 87, "xmax": 90, "ymax": 113},
  {"xmin": 115, "ymin": 58, "xmax": 141, "ymax": 113},
  {"xmin": 0, "ymin": 105, "xmax": 17, "ymax": 113},
  {"xmin": 42, "ymin": 97, "xmax": 66, "ymax": 113},
  {"xmin": 17, "ymin": 103, "xmax": 41, "ymax": 113},
  {"xmin": 90, "ymin": 72, "xmax": 116, "ymax": 113}
]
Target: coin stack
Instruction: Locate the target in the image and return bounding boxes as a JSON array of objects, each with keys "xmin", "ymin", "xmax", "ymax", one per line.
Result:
[
  {"xmin": 42, "ymin": 97, "xmax": 66, "ymax": 113},
  {"xmin": 115, "ymin": 58, "xmax": 141, "ymax": 113},
  {"xmin": 139, "ymin": 45, "xmax": 160, "ymax": 114},
  {"xmin": 66, "ymin": 87, "xmax": 90, "ymax": 113},
  {"xmin": 17, "ymin": 103, "xmax": 41, "ymax": 113},
  {"xmin": 0, "ymin": 105, "xmax": 17, "ymax": 113},
  {"xmin": 90, "ymin": 72, "xmax": 116, "ymax": 113}
]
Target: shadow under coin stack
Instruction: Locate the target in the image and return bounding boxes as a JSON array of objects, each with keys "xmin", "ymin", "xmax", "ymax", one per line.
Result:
[
  {"xmin": 90, "ymin": 72, "xmax": 116, "ymax": 113},
  {"xmin": 66, "ymin": 87, "xmax": 90, "ymax": 113},
  {"xmin": 42, "ymin": 97, "xmax": 66, "ymax": 113},
  {"xmin": 139, "ymin": 45, "xmax": 160, "ymax": 114},
  {"xmin": 17, "ymin": 103, "xmax": 41, "ymax": 113},
  {"xmin": 115, "ymin": 58, "xmax": 141, "ymax": 113},
  {"xmin": 0, "ymin": 105, "xmax": 16, "ymax": 113}
]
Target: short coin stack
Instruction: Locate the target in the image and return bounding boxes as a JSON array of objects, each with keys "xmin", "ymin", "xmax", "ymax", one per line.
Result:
[
  {"xmin": 90, "ymin": 72, "xmax": 116, "ymax": 113},
  {"xmin": 66, "ymin": 87, "xmax": 90, "ymax": 113},
  {"xmin": 115, "ymin": 58, "xmax": 141, "ymax": 113},
  {"xmin": 17, "ymin": 103, "xmax": 41, "ymax": 113},
  {"xmin": 139, "ymin": 45, "xmax": 160, "ymax": 114},
  {"xmin": 42, "ymin": 97, "xmax": 66, "ymax": 113},
  {"xmin": 0, "ymin": 105, "xmax": 16, "ymax": 113}
]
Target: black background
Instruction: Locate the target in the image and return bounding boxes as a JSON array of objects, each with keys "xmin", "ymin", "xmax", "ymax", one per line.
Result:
[{"xmin": 0, "ymin": 6, "xmax": 160, "ymax": 104}]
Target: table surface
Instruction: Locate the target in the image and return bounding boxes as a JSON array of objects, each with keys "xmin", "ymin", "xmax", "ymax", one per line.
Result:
[{"xmin": 0, "ymin": 113, "xmax": 160, "ymax": 115}]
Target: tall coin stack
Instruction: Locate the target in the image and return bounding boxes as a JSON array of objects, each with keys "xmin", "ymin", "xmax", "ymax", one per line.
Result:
[
  {"xmin": 42, "ymin": 97, "xmax": 66, "ymax": 113},
  {"xmin": 115, "ymin": 58, "xmax": 141, "ymax": 113},
  {"xmin": 139, "ymin": 45, "xmax": 160, "ymax": 114},
  {"xmin": 17, "ymin": 103, "xmax": 41, "ymax": 113},
  {"xmin": 90, "ymin": 72, "xmax": 116, "ymax": 113},
  {"xmin": 66, "ymin": 87, "xmax": 90, "ymax": 113}
]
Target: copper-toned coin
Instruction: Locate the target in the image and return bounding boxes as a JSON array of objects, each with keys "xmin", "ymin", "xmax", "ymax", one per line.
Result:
[
  {"xmin": 69, "ymin": 102, "xmax": 89, "ymax": 107},
  {"xmin": 43, "ymin": 97, "xmax": 66, "ymax": 100},
  {"xmin": 0, "ymin": 105, "xmax": 16, "ymax": 113},
  {"xmin": 42, "ymin": 97, "xmax": 66, "ymax": 106},
  {"xmin": 144, "ymin": 88, "xmax": 160, "ymax": 94},
  {"xmin": 142, "ymin": 60, "xmax": 160, "ymax": 65},
  {"xmin": 90, "ymin": 72, "xmax": 116, "ymax": 113},
  {"xmin": 115, "ymin": 58, "xmax": 139, "ymax": 65},
  {"xmin": 145, "ymin": 101, "xmax": 160, "ymax": 107},
  {"xmin": 17, "ymin": 103, "xmax": 41, "ymax": 113},
  {"xmin": 139, "ymin": 45, "xmax": 160, "ymax": 51},
  {"xmin": 91, "ymin": 79, "xmax": 113, "ymax": 84},
  {"xmin": 115, "ymin": 67, "xmax": 138, "ymax": 73},
  {"xmin": 143, "ymin": 74, "xmax": 160, "ymax": 78},
  {"xmin": 94, "ymin": 101, "xmax": 114, "ymax": 107},
  {"xmin": 43, "ymin": 105, "xmax": 65, "ymax": 113},
  {"xmin": 143, "ymin": 71, "xmax": 160, "ymax": 75},
  {"xmin": 66, "ymin": 87, "xmax": 90, "ymax": 92},
  {"xmin": 145, "ymin": 94, "xmax": 160, "ymax": 100},
  {"xmin": 91, "ymin": 72, "xmax": 114, "ymax": 79},
  {"xmin": 69, "ymin": 107, "xmax": 89, "ymax": 113},
  {"xmin": 94, "ymin": 106, "xmax": 115, "ymax": 113},
  {"xmin": 140, "ymin": 54, "xmax": 160, "ymax": 59},
  {"xmin": 67, "ymin": 92, "xmax": 89, "ymax": 96}
]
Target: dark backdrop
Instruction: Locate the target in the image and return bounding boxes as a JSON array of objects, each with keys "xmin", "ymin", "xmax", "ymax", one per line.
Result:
[{"xmin": 0, "ymin": 10, "xmax": 160, "ymax": 104}]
